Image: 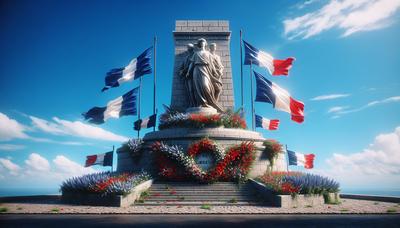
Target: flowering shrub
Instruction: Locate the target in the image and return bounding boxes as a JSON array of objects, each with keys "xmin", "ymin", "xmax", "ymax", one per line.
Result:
[
  {"xmin": 158, "ymin": 111, "xmax": 247, "ymax": 130},
  {"xmin": 117, "ymin": 138, "xmax": 144, "ymax": 161},
  {"xmin": 257, "ymin": 171, "xmax": 339, "ymax": 195},
  {"xmin": 60, "ymin": 171, "xmax": 151, "ymax": 197},
  {"xmin": 263, "ymin": 140, "xmax": 283, "ymax": 168},
  {"xmin": 152, "ymin": 139, "xmax": 255, "ymax": 183}
]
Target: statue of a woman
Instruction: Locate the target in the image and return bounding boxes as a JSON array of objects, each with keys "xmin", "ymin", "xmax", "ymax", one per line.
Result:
[{"xmin": 187, "ymin": 38, "xmax": 223, "ymax": 112}]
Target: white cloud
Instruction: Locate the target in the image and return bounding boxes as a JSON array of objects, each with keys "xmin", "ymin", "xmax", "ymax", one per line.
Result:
[
  {"xmin": 0, "ymin": 153, "xmax": 96, "ymax": 187},
  {"xmin": 0, "ymin": 158, "xmax": 21, "ymax": 176},
  {"xmin": 334, "ymin": 96, "xmax": 400, "ymax": 115},
  {"xmin": 25, "ymin": 153, "xmax": 50, "ymax": 172},
  {"xmin": 284, "ymin": 0, "xmax": 400, "ymax": 39},
  {"xmin": 30, "ymin": 116, "xmax": 128, "ymax": 142},
  {"xmin": 0, "ymin": 144, "xmax": 25, "ymax": 151},
  {"xmin": 0, "ymin": 112, "xmax": 29, "ymax": 141},
  {"xmin": 311, "ymin": 94, "xmax": 350, "ymax": 101},
  {"xmin": 328, "ymin": 106, "xmax": 349, "ymax": 113},
  {"xmin": 53, "ymin": 155, "xmax": 95, "ymax": 178},
  {"xmin": 321, "ymin": 126, "xmax": 400, "ymax": 187}
]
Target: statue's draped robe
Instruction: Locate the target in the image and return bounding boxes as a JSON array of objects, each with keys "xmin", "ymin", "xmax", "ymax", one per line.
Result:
[
  {"xmin": 180, "ymin": 51, "xmax": 195, "ymax": 107},
  {"xmin": 191, "ymin": 49, "xmax": 223, "ymax": 112}
]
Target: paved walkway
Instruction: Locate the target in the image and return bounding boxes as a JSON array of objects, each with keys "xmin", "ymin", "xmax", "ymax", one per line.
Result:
[{"xmin": 1, "ymin": 214, "xmax": 400, "ymax": 227}]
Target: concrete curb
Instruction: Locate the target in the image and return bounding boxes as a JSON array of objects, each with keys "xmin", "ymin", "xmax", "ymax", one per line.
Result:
[{"xmin": 340, "ymin": 194, "xmax": 400, "ymax": 203}]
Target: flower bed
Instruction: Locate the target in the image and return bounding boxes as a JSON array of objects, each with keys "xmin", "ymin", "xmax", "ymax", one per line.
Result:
[
  {"xmin": 158, "ymin": 111, "xmax": 247, "ymax": 130},
  {"xmin": 61, "ymin": 171, "xmax": 152, "ymax": 207},
  {"xmin": 61, "ymin": 171, "xmax": 151, "ymax": 197},
  {"xmin": 256, "ymin": 171, "xmax": 340, "ymax": 195},
  {"xmin": 152, "ymin": 138, "xmax": 255, "ymax": 183}
]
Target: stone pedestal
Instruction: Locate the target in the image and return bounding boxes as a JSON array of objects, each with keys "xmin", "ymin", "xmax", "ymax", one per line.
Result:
[{"xmin": 117, "ymin": 128, "xmax": 287, "ymax": 178}]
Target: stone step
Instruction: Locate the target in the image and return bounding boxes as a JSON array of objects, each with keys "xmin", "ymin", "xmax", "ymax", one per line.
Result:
[
  {"xmin": 148, "ymin": 191, "xmax": 254, "ymax": 196},
  {"xmin": 135, "ymin": 201, "xmax": 260, "ymax": 206}
]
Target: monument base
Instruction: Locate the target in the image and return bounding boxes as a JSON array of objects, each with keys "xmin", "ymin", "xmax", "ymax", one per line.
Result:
[
  {"xmin": 185, "ymin": 107, "xmax": 218, "ymax": 115},
  {"xmin": 117, "ymin": 127, "xmax": 287, "ymax": 179}
]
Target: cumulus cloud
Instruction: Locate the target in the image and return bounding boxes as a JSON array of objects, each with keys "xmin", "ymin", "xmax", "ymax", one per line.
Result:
[
  {"xmin": 311, "ymin": 94, "xmax": 350, "ymax": 101},
  {"xmin": 0, "ymin": 144, "xmax": 26, "ymax": 151},
  {"xmin": 0, "ymin": 112, "xmax": 29, "ymax": 141},
  {"xmin": 321, "ymin": 126, "xmax": 400, "ymax": 187},
  {"xmin": 284, "ymin": 0, "xmax": 400, "ymax": 39},
  {"xmin": 0, "ymin": 158, "xmax": 21, "ymax": 176},
  {"xmin": 25, "ymin": 153, "xmax": 51, "ymax": 172},
  {"xmin": 30, "ymin": 116, "xmax": 128, "ymax": 142},
  {"xmin": 0, "ymin": 153, "xmax": 96, "ymax": 186}
]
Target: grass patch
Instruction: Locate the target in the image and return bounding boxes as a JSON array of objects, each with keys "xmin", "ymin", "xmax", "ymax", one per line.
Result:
[
  {"xmin": 386, "ymin": 208, "xmax": 397, "ymax": 213},
  {"xmin": 17, "ymin": 207, "xmax": 23, "ymax": 210},
  {"xmin": 51, "ymin": 208, "xmax": 60, "ymax": 213},
  {"xmin": 292, "ymin": 206, "xmax": 297, "ymax": 208},
  {"xmin": 340, "ymin": 208, "xmax": 349, "ymax": 212},
  {"xmin": 0, "ymin": 207, "xmax": 8, "ymax": 213},
  {"xmin": 200, "ymin": 204, "xmax": 211, "ymax": 210},
  {"xmin": 305, "ymin": 205, "xmax": 312, "ymax": 208},
  {"xmin": 228, "ymin": 198, "xmax": 237, "ymax": 204}
]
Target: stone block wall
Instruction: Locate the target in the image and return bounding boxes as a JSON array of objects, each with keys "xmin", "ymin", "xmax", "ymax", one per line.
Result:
[{"xmin": 171, "ymin": 20, "xmax": 234, "ymax": 111}]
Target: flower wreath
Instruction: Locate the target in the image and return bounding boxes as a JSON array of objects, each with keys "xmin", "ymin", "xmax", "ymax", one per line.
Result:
[
  {"xmin": 187, "ymin": 138, "xmax": 224, "ymax": 164},
  {"xmin": 152, "ymin": 139, "xmax": 255, "ymax": 183}
]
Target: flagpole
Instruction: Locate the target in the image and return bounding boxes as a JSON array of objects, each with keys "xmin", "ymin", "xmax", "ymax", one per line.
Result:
[
  {"xmin": 250, "ymin": 61, "xmax": 255, "ymax": 131},
  {"xmin": 111, "ymin": 145, "xmax": 115, "ymax": 173},
  {"xmin": 240, "ymin": 29, "xmax": 244, "ymax": 114},
  {"xmin": 153, "ymin": 36, "xmax": 157, "ymax": 132},
  {"xmin": 137, "ymin": 77, "xmax": 142, "ymax": 139},
  {"xmin": 285, "ymin": 144, "xmax": 289, "ymax": 172}
]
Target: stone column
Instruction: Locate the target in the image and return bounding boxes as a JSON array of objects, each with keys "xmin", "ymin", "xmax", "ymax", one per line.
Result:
[{"xmin": 170, "ymin": 20, "xmax": 234, "ymax": 112}]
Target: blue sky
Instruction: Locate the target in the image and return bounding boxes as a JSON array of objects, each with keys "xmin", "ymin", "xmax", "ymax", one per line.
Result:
[{"xmin": 0, "ymin": 0, "xmax": 399, "ymax": 192}]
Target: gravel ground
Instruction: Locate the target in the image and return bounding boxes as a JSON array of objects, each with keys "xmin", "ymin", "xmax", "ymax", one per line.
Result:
[{"xmin": 1, "ymin": 199, "xmax": 399, "ymax": 214}]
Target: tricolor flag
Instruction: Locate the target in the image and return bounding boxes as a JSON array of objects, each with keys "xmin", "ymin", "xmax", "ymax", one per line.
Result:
[
  {"xmin": 134, "ymin": 114, "xmax": 157, "ymax": 131},
  {"xmin": 255, "ymin": 114, "xmax": 279, "ymax": 130},
  {"xmin": 243, "ymin": 40, "xmax": 294, "ymax": 76},
  {"xmin": 254, "ymin": 71, "xmax": 304, "ymax": 123},
  {"xmin": 102, "ymin": 47, "xmax": 152, "ymax": 92},
  {"xmin": 287, "ymin": 150, "xmax": 315, "ymax": 169},
  {"xmin": 85, "ymin": 151, "xmax": 113, "ymax": 167},
  {"xmin": 83, "ymin": 87, "xmax": 139, "ymax": 124}
]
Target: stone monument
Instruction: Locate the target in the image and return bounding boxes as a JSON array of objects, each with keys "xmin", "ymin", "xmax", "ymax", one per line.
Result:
[{"xmin": 117, "ymin": 20, "xmax": 287, "ymax": 179}]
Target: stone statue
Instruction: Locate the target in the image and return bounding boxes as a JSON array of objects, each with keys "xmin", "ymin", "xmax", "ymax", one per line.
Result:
[
  {"xmin": 209, "ymin": 43, "xmax": 223, "ymax": 102},
  {"xmin": 185, "ymin": 38, "xmax": 224, "ymax": 112},
  {"xmin": 179, "ymin": 43, "xmax": 196, "ymax": 106}
]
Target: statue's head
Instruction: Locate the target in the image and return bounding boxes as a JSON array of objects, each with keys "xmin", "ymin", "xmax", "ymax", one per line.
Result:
[
  {"xmin": 187, "ymin": 43, "xmax": 194, "ymax": 52},
  {"xmin": 210, "ymin": 43, "xmax": 217, "ymax": 53},
  {"xmin": 197, "ymin": 38, "xmax": 207, "ymax": 48}
]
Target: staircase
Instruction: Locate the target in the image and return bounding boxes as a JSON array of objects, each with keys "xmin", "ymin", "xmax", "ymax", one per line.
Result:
[{"xmin": 135, "ymin": 181, "xmax": 261, "ymax": 206}]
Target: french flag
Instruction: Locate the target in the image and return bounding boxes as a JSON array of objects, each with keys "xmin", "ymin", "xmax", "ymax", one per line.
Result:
[
  {"xmin": 134, "ymin": 114, "xmax": 157, "ymax": 131},
  {"xmin": 287, "ymin": 150, "xmax": 315, "ymax": 169},
  {"xmin": 243, "ymin": 40, "xmax": 294, "ymax": 76},
  {"xmin": 83, "ymin": 87, "xmax": 139, "ymax": 124},
  {"xmin": 254, "ymin": 71, "xmax": 304, "ymax": 123},
  {"xmin": 85, "ymin": 151, "xmax": 113, "ymax": 167},
  {"xmin": 255, "ymin": 114, "xmax": 279, "ymax": 130},
  {"xmin": 102, "ymin": 47, "xmax": 152, "ymax": 92}
]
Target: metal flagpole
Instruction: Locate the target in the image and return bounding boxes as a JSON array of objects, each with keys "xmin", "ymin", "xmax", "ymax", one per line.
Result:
[
  {"xmin": 285, "ymin": 144, "xmax": 289, "ymax": 172},
  {"xmin": 153, "ymin": 36, "xmax": 157, "ymax": 132},
  {"xmin": 137, "ymin": 76, "xmax": 142, "ymax": 139},
  {"xmin": 240, "ymin": 29, "xmax": 244, "ymax": 114},
  {"xmin": 250, "ymin": 61, "xmax": 255, "ymax": 131},
  {"xmin": 111, "ymin": 145, "xmax": 115, "ymax": 172}
]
